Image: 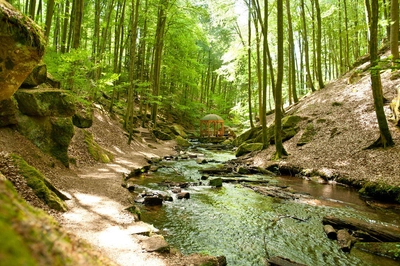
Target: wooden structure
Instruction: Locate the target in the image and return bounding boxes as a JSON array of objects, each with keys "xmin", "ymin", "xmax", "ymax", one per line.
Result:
[{"xmin": 200, "ymin": 114, "xmax": 224, "ymax": 137}]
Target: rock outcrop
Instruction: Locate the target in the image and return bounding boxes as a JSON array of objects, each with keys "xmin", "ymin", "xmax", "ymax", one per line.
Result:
[{"xmin": 0, "ymin": 0, "xmax": 45, "ymax": 101}]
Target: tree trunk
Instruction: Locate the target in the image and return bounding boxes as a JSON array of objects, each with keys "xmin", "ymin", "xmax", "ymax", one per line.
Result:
[
  {"xmin": 390, "ymin": 0, "xmax": 399, "ymax": 61},
  {"xmin": 314, "ymin": 0, "xmax": 324, "ymax": 89},
  {"xmin": 300, "ymin": 0, "xmax": 315, "ymax": 92},
  {"xmin": 72, "ymin": 0, "xmax": 83, "ymax": 49},
  {"xmin": 286, "ymin": 0, "xmax": 298, "ymax": 103},
  {"xmin": 248, "ymin": 0, "xmax": 254, "ymax": 128},
  {"xmin": 273, "ymin": 0, "xmax": 287, "ymax": 159},
  {"xmin": 44, "ymin": 0, "xmax": 54, "ymax": 39},
  {"xmin": 60, "ymin": 0, "xmax": 70, "ymax": 53},
  {"xmin": 365, "ymin": 0, "xmax": 394, "ymax": 148},
  {"xmin": 151, "ymin": 0, "xmax": 168, "ymax": 126}
]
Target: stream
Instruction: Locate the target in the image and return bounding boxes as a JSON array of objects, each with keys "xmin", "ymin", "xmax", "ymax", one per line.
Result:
[{"xmin": 131, "ymin": 146, "xmax": 400, "ymax": 266}]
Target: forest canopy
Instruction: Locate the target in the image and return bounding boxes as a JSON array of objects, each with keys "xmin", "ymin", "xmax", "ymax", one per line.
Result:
[{"xmin": 6, "ymin": 0, "xmax": 399, "ymax": 131}]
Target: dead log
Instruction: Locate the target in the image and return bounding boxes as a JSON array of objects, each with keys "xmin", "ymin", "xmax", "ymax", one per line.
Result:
[
  {"xmin": 323, "ymin": 216, "xmax": 400, "ymax": 242},
  {"xmin": 268, "ymin": 256, "xmax": 307, "ymax": 266},
  {"xmin": 323, "ymin": 224, "xmax": 337, "ymax": 240},
  {"xmin": 337, "ymin": 229, "xmax": 353, "ymax": 252},
  {"xmin": 353, "ymin": 242, "xmax": 400, "ymax": 261}
]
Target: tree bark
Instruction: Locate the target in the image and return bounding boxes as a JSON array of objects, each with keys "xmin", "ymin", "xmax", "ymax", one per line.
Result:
[
  {"xmin": 286, "ymin": 0, "xmax": 298, "ymax": 103},
  {"xmin": 314, "ymin": 0, "xmax": 324, "ymax": 89},
  {"xmin": 365, "ymin": 0, "xmax": 394, "ymax": 148},
  {"xmin": 44, "ymin": 0, "xmax": 54, "ymax": 39},
  {"xmin": 300, "ymin": 0, "xmax": 315, "ymax": 92},
  {"xmin": 390, "ymin": 0, "xmax": 399, "ymax": 61}
]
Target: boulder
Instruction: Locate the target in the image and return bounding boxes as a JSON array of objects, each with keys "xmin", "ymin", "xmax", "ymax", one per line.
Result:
[
  {"xmin": 209, "ymin": 177, "xmax": 223, "ymax": 187},
  {"xmin": 0, "ymin": 98, "xmax": 18, "ymax": 127},
  {"xmin": 176, "ymin": 136, "xmax": 191, "ymax": 147},
  {"xmin": 16, "ymin": 115, "xmax": 74, "ymax": 167},
  {"xmin": 0, "ymin": 0, "xmax": 45, "ymax": 101},
  {"xmin": 72, "ymin": 104, "xmax": 93, "ymax": 128},
  {"xmin": 177, "ymin": 192, "xmax": 190, "ymax": 199},
  {"xmin": 196, "ymin": 158, "xmax": 208, "ymax": 164},
  {"xmin": 233, "ymin": 126, "xmax": 262, "ymax": 146},
  {"xmin": 21, "ymin": 63, "xmax": 47, "ymax": 88},
  {"xmin": 172, "ymin": 124, "xmax": 187, "ymax": 137},
  {"xmin": 235, "ymin": 143, "xmax": 264, "ymax": 157},
  {"xmin": 153, "ymin": 129, "xmax": 173, "ymax": 140},
  {"xmin": 297, "ymin": 123, "xmax": 316, "ymax": 146},
  {"xmin": 143, "ymin": 196, "xmax": 163, "ymax": 206},
  {"xmin": 141, "ymin": 235, "xmax": 170, "ymax": 253},
  {"xmin": 14, "ymin": 88, "xmax": 76, "ymax": 117}
]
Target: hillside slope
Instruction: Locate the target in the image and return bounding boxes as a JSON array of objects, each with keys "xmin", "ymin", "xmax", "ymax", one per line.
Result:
[{"xmin": 252, "ymin": 54, "xmax": 400, "ymax": 196}]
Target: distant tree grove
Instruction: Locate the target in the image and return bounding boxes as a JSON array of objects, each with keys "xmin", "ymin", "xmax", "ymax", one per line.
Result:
[{"xmin": 6, "ymin": 0, "xmax": 399, "ymax": 139}]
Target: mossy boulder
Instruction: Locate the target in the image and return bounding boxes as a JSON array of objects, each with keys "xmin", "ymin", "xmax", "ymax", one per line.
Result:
[
  {"xmin": 14, "ymin": 88, "xmax": 76, "ymax": 117},
  {"xmin": 209, "ymin": 177, "xmax": 223, "ymax": 187},
  {"xmin": 10, "ymin": 154, "xmax": 67, "ymax": 211},
  {"xmin": 176, "ymin": 136, "xmax": 191, "ymax": 147},
  {"xmin": 282, "ymin": 115, "xmax": 302, "ymax": 129},
  {"xmin": 21, "ymin": 63, "xmax": 47, "ymax": 88},
  {"xmin": 235, "ymin": 142, "xmax": 264, "ymax": 157},
  {"xmin": 172, "ymin": 124, "xmax": 187, "ymax": 138},
  {"xmin": 0, "ymin": 97, "xmax": 18, "ymax": 127},
  {"xmin": 83, "ymin": 130, "xmax": 114, "ymax": 163},
  {"xmin": 16, "ymin": 115, "xmax": 74, "ymax": 167},
  {"xmin": 233, "ymin": 126, "xmax": 262, "ymax": 146},
  {"xmin": 0, "ymin": 0, "xmax": 45, "ymax": 101},
  {"xmin": 73, "ymin": 104, "xmax": 93, "ymax": 128},
  {"xmin": 153, "ymin": 129, "xmax": 173, "ymax": 140},
  {"xmin": 297, "ymin": 123, "xmax": 316, "ymax": 146}
]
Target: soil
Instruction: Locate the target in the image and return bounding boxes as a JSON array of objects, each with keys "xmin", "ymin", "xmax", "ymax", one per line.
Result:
[{"xmin": 1, "ymin": 51, "xmax": 400, "ymax": 265}]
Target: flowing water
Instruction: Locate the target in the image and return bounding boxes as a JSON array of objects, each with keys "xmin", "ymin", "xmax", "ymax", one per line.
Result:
[{"xmin": 132, "ymin": 147, "xmax": 400, "ymax": 266}]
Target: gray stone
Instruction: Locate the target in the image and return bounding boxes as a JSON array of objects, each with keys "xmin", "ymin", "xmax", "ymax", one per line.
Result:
[
  {"xmin": 177, "ymin": 192, "xmax": 190, "ymax": 199},
  {"xmin": 143, "ymin": 196, "xmax": 163, "ymax": 206},
  {"xmin": 141, "ymin": 235, "xmax": 170, "ymax": 253}
]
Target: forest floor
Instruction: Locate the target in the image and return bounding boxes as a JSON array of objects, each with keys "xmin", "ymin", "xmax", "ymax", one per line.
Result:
[{"xmin": 1, "ymin": 51, "xmax": 400, "ymax": 265}]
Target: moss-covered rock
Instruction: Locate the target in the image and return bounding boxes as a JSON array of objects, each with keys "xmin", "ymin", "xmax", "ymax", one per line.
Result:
[
  {"xmin": 359, "ymin": 182, "xmax": 400, "ymax": 203},
  {"xmin": 171, "ymin": 124, "xmax": 187, "ymax": 138},
  {"xmin": 0, "ymin": 0, "xmax": 45, "ymax": 101},
  {"xmin": 72, "ymin": 104, "xmax": 93, "ymax": 128},
  {"xmin": 297, "ymin": 123, "xmax": 316, "ymax": 146},
  {"xmin": 0, "ymin": 97, "xmax": 18, "ymax": 127},
  {"xmin": 233, "ymin": 126, "xmax": 262, "ymax": 146},
  {"xmin": 83, "ymin": 130, "xmax": 114, "ymax": 163},
  {"xmin": 0, "ymin": 174, "xmax": 116, "ymax": 265},
  {"xmin": 10, "ymin": 155, "xmax": 67, "ymax": 211},
  {"xmin": 14, "ymin": 88, "xmax": 76, "ymax": 117},
  {"xmin": 153, "ymin": 129, "xmax": 174, "ymax": 140},
  {"xmin": 16, "ymin": 115, "xmax": 74, "ymax": 167},
  {"xmin": 235, "ymin": 142, "xmax": 264, "ymax": 157},
  {"xmin": 21, "ymin": 63, "xmax": 47, "ymax": 88},
  {"xmin": 176, "ymin": 136, "xmax": 190, "ymax": 147}
]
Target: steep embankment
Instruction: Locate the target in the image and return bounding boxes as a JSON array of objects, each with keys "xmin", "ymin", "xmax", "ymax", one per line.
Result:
[{"xmin": 251, "ymin": 52, "xmax": 400, "ymax": 201}]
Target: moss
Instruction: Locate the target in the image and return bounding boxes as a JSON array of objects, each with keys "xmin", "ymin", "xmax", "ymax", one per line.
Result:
[
  {"xmin": 83, "ymin": 130, "xmax": 114, "ymax": 163},
  {"xmin": 0, "ymin": 177, "xmax": 115, "ymax": 265},
  {"xmin": 359, "ymin": 182, "xmax": 400, "ymax": 203},
  {"xmin": 10, "ymin": 154, "xmax": 67, "ymax": 211}
]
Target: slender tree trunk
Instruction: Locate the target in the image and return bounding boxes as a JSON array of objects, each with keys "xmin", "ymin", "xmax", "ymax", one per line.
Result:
[
  {"xmin": 72, "ymin": 0, "xmax": 83, "ymax": 49},
  {"xmin": 60, "ymin": 0, "xmax": 70, "ymax": 53},
  {"xmin": 44, "ymin": 0, "xmax": 55, "ymax": 39},
  {"xmin": 365, "ymin": 0, "xmax": 394, "ymax": 149},
  {"xmin": 286, "ymin": 0, "xmax": 298, "ymax": 102},
  {"xmin": 314, "ymin": 0, "xmax": 324, "ymax": 89},
  {"xmin": 274, "ymin": 0, "xmax": 287, "ymax": 159},
  {"xmin": 300, "ymin": 0, "xmax": 315, "ymax": 92},
  {"xmin": 248, "ymin": 0, "xmax": 254, "ymax": 128},
  {"xmin": 151, "ymin": 0, "xmax": 168, "ymax": 126},
  {"xmin": 29, "ymin": 0, "xmax": 36, "ymax": 19},
  {"xmin": 127, "ymin": 0, "xmax": 140, "ymax": 144},
  {"xmin": 390, "ymin": 0, "xmax": 399, "ymax": 61}
]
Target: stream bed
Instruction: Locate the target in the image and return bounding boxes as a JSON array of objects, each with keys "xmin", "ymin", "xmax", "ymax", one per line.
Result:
[{"xmin": 132, "ymin": 147, "xmax": 400, "ymax": 266}]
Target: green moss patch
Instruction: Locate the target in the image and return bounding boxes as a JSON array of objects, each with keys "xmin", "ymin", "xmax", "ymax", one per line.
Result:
[
  {"xmin": 359, "ymin": 182, "xmax": 400, "ymax": 203},
  {"xmin": 83, "ymin": 130, "xmax": 114, "ymax": 163},
  {"xmin": 11, "ymin": 154, "xmax": 67, "ymax": 211}
]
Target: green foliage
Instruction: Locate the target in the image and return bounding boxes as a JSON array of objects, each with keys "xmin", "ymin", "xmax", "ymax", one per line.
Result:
[{"xmin": 359, "ymin": 182, "xmax": 400, "ymax": 203}]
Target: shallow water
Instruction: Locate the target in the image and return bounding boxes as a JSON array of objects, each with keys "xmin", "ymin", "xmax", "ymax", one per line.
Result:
[{"xmin": 133, "ymin": 148, "xmax": 400, "ymax": 266}]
